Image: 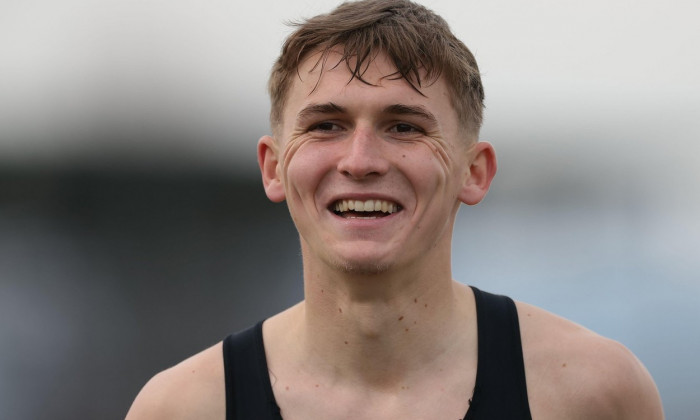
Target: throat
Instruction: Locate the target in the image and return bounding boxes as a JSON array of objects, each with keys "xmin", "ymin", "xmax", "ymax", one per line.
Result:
[{"xmin": 304, "ymin": 291, "xmax": 467, "ymax": 367}]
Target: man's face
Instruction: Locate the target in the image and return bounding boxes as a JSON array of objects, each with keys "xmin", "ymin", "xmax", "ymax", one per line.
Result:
[{"xmin": 260, "ymin": 50, "xmax": 488, "ymax": 275}]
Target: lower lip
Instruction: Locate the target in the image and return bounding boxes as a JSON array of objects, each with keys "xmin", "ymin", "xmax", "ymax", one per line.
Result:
[{"xmin": 329, "ymin": 211, "xmax": 400, "ymax": 225}]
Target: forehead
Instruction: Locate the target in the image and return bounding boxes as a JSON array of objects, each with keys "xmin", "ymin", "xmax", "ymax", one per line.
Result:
[{"xmin": 280, "ymin": 50, "xmax": 459, "ymax": 134}]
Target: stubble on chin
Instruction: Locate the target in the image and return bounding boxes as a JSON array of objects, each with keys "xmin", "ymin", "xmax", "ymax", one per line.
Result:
[{"xmin": 330, "ymin": 258, "xmax": 393, "ymax": 276}]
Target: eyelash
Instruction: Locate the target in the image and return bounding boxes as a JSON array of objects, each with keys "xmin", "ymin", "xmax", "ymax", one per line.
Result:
[
  {"xmin": 389, "ymin": 123, "xmax": 421, "ymax": 134},
  {"xmin": 309, "ymin": 121, "xmax": 342, "ymax": 132},
  {"xmin": 308, "ymin": 122, "xmax": 423, "ymax": 135}
]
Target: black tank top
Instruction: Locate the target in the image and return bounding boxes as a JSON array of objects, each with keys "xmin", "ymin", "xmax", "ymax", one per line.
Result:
[{"xmin": 223, "ymin": 286, "xmax": 532, "ymax": 419}]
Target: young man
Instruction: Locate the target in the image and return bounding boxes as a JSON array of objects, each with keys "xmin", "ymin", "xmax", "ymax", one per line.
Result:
[{"xmin": 126, "ymin": 1, "xmax": 664, "ymax": 419}]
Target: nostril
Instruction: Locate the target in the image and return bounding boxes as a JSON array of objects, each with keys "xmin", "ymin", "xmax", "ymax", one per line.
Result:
[{"xmin": 340, "ymin": 168, "xmax": 381, "ymax": 179}]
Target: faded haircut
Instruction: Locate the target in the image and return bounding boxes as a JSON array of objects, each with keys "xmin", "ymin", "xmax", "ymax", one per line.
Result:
[{"xmin": 267, "ymin": 0, "xmax": 484, "ymax": 138}]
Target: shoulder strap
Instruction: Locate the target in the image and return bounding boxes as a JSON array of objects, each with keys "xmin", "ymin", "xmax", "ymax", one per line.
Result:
[
  {"xmin": 222, "ymin": 321, "xmax": 282, "ymax": 420},
  {"xmin": 465, "ymin": 287, "xmax": 532, "ymax": 419}
]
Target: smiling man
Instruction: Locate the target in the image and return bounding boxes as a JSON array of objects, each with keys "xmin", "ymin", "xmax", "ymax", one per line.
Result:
[{"xmin": 125, "ymin": 1, "xmax": 664, "ymax": 419}]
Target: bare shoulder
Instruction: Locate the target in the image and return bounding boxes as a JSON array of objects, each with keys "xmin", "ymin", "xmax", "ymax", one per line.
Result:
[
  {"xmin": 125, "ymin": 341, "xmax": 225, "ymax": 420},
  {"xmin": 515, "ymin": 301, "xmax": 664, "ymax": 420}
]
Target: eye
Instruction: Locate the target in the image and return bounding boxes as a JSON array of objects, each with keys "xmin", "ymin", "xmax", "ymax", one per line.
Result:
[
  {"xmin": 389, "ymin": 123, "xmax": 422, "ymax": 134},
  {"xmin": 310, "ymin": 121, "xmax": 343, "ymax": 132}
]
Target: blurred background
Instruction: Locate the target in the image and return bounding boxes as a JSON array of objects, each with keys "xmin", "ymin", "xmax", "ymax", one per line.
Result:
[{"xmin": 1, "ymin": 0, "xmax": 698, "ymax": 418}]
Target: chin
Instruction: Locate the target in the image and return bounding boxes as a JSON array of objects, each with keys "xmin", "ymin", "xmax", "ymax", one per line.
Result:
[{"xmin": 328, "ymin": 256, "xmax": 394, "ymax": 275}]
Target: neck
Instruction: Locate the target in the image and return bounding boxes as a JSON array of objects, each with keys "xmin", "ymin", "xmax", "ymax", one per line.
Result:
[{"xmin": 290, "ymin": 252, "xmax": 475, "ymax": 389}]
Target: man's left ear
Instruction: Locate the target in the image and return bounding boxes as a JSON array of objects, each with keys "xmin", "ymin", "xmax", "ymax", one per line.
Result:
[{"xmin": 459, "ymin": 141, "xmax": 497, "ymax": 205}]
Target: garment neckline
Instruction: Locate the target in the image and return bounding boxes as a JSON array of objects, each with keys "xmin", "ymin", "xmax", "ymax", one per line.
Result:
[{"xmin": 254, "ymin": 285, "xmax": 482, "ymax": 419}]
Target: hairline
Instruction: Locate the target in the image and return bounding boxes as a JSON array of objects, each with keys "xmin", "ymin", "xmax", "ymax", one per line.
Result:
[{"xmin": 271, "ymin": 47, "xmax": 481, "ymax": 143}]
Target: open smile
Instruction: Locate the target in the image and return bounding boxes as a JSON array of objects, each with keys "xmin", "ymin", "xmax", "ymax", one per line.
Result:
[{"xmin": 330, "ymin": 199, "xmax": 402, "ymax": 219}]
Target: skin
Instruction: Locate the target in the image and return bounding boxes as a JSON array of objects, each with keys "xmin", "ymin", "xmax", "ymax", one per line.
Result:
[{"xmin": 125, "ymin": 50, "xmax": 664, "ymax": 420}]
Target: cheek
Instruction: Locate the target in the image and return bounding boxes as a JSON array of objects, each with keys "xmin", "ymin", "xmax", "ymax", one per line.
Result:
[
  {"xmin": 283, "ymin": 143, "xmax": 334, "ymax": 199},
  {"xmin": 407, "ymin": 145, "xmax": 454, "ymax": 190},
  {"xmin": 419, "ymin": 164, "xmax": 450, "ymax": 199}
]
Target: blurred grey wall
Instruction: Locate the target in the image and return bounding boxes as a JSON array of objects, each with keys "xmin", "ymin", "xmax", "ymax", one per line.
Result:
[
  {"xmin": 1, "ymin": 1, "xmax": 699, "ymax": 419},
  {"xmin": 0, "ymin": 170, "xmax": 303, "ymax": 418}
]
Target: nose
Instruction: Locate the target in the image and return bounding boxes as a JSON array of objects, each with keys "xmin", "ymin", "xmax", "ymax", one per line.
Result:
[{"xmin": 336, "ymin": 129, "xmax": 390, "ymax": 179}]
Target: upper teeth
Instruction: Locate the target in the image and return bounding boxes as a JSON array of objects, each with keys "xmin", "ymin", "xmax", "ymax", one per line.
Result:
[{"xmin": 333, "ymin": 199, "xmax": 399, "ymax": 214}]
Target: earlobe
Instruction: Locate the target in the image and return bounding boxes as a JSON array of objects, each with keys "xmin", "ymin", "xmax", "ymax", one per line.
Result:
[
  {"xmin": 459, "ymin": 142, "xmax": 497, "ymax": 206},
  {"xmin": 257, "ymin": 135, "xmax": 286, "ymax": 203}
]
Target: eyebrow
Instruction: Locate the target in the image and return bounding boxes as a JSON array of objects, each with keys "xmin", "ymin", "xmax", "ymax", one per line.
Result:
[
  {"xmin": 295, "ymin": 102, "xmax": 439, "ymax": 125},
  {"xmin": 296, "ymin": 102, "xmax": 346, "ymax": 122},
  {"xmin": 382, "ymin": 104, "xmax": 438, "ymax": 125}
]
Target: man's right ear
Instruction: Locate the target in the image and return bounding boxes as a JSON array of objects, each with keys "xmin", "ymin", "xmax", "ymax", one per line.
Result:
[{"xmin": 257, "ymin": 135, "xmax": 286, "ymax": 203}]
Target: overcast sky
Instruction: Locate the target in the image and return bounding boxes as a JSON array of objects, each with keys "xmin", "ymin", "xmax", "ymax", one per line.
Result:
[{"xmin": 0, "ymin": 0, "xmax": 698, "ymax": 174}]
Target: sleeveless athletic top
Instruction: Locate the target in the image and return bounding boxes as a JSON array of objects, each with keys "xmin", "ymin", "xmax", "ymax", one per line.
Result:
[{"xmin": 223, "ymin": 286, "xmax": 532, "ymax": 420}]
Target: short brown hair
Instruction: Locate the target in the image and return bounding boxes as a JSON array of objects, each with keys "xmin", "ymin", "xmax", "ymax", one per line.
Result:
[{"xmin": 268, "ymin": 0, "xmax": 484, "ymax": 138}]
